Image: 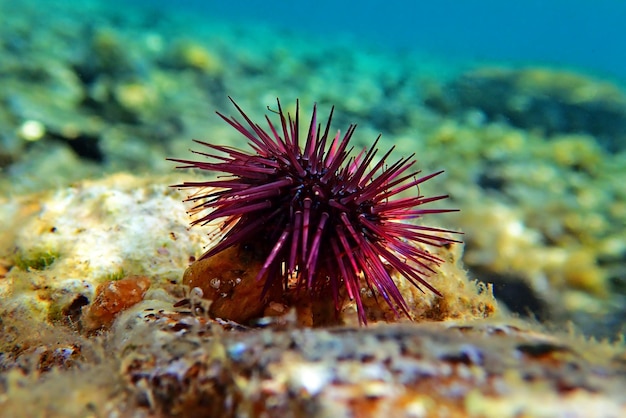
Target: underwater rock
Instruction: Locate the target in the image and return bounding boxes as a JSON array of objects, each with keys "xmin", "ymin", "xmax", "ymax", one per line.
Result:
[
  {"xmin": 162, "ymin": 39, "xmax": 225, "ymax": 74},
  {"xmin": 74, "ymin": 27, "xmax": 139, "ymax": 80},
  {"xmin": 81, "ymin": 275, "xmax": 152, "ymax": 331},
  {"xmin": 0, "ymin": 173, "xmax": 209, "ymax": 325},
  {"xmin": 4, "ymin": 306, "xmax": 623, "ymax": 418},
  {"xmin": 0, "ymin": 171, "xmax": 492, "ymax": 329},
  {"xmin": 112, "ymin": 318, "xmax": 625, "ymax": 418},
  {"xmin": 183, "ymin": 240, "xmax": 496, "ymax": 327},
  {"xmin": 425, "ymin": 67, "xmax": 626, "ymax": 152},
  {"xmin": 182, "ymin": 244, "xmax": 285, "ymax": 325},
  {"xmin": 0, "ymin": 55, "xmax": 104, "ymax": 161},
  {"xmin": 422, "ymin": 116, "xmax": 626, "ymax": 339}
]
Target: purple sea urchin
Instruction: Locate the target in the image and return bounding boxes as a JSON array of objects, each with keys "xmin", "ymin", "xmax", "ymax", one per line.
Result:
[{"xmin": 170, "ymin": 98, "xmax": 459, "ymax": 324}]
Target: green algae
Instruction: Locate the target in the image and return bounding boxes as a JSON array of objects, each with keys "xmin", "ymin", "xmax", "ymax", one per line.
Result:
[
  {"xmin": 14, "ymin": 249, "xmax": 59, "ymax": 271},
  {"xmin": 102, "ymin": 268, "xmax": 126, "ymax": 282}
]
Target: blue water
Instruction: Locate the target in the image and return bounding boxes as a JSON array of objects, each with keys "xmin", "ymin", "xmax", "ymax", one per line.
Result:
[{"xmin": 141, "ymin": 0, "xmax": 626, "ymax": 82}]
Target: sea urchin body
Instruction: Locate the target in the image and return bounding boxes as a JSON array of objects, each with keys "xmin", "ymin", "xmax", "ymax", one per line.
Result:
[{"xmin": 170, "ymin": 98, "xmax": 459, "ymax": 324}]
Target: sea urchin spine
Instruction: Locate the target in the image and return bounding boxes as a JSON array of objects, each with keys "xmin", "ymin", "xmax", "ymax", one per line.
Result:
[{"xmin": 170, "ymin": 97, "xmax": 459, "ymax": 324}]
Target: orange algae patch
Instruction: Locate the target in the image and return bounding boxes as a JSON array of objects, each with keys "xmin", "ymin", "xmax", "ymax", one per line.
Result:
[{"xmin": 82, "ymin": 275, "xmax": 151, "ymax": 331}]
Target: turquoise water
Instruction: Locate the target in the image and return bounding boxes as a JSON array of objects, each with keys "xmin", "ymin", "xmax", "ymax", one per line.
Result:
[{"xmin": 138, "ymin": 0, "xmax": 626, "ymax": 81}]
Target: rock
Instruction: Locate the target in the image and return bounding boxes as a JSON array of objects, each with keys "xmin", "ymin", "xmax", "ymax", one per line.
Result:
[
  {"xmin": 81, "ymin": 275, "xmax": 151, "ymax": 331},
  {"xmin": 183, "ymin": 238, "xmax": 496, "ymax": 327},
  {"xmin": 0, "ymin": 173, "xmax": 209, "ymax": 325},
  {"xmin": 182, "ymin": 244, "xmax": 284, "ymax": 325},
  {"xmin": 426, "ymin": 67, "xmax": 626, "ymax": 151}
]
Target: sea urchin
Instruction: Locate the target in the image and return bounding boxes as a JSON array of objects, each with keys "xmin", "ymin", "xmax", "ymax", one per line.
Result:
[{"xmin": 170, "ymin": 98, "xmax": 459, "ymax": 324}]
